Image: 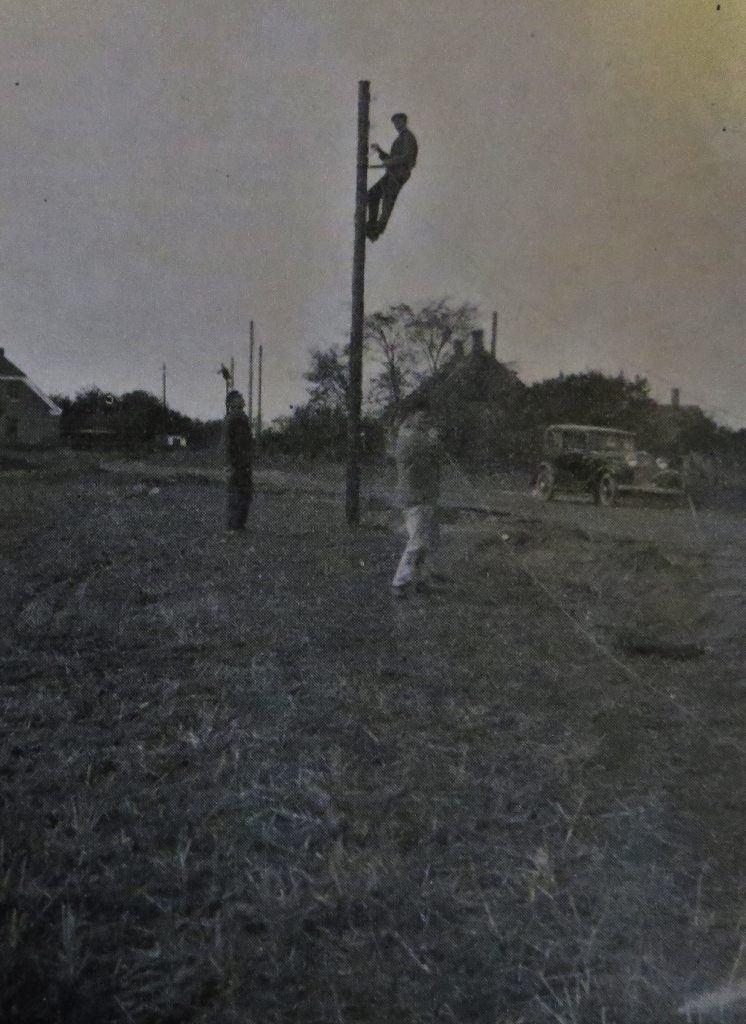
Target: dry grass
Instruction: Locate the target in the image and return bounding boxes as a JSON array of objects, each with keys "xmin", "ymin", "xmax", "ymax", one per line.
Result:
[{"xmin": 1, "ymin": 461, "xmax": 746, "ymax": 1022}]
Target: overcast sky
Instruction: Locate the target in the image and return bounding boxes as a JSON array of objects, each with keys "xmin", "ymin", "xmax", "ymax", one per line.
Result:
[{"xmin": 2, "ymin": 0, "xmax": 745, "ymax": 425}]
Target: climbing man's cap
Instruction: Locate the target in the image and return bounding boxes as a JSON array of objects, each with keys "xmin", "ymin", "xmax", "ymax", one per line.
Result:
[{"xmin": 391, "ymin": 112, "xmax": 407, "ymax": 122}]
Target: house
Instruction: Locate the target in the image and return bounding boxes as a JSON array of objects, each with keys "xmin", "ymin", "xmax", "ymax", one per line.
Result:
[
  {"xmin": 0, "ymin": 348, "xmax": 61, "ymax": 446},
  {"xmin": 401, "ymin": 329, "xmax": 528, "ymax": 468}
]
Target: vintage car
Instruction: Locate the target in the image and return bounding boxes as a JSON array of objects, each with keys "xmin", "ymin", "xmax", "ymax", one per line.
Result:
[{"xmin": 532, "ymin": 424, "xmax": 684, "ymax": 506}]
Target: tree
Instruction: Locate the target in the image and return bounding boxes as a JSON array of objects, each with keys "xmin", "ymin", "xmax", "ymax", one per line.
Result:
[
  {"xmin": 364, "ymin": 300, "xmax": 481, "ymax": 411},
  {"xmin": 526, "ymin": 371, "xmax": 651, "ymax": 431},
  {"xmin": 407, "ymin": 299, "xmax": 479, "ymax": 374},
  {"xmin": 271, "ymin": 345, "xmax": 351, "ymax": 459},
  {"xmin": 364, "ymin": 304, "xmax": 419, "ymax": 410},
  {"xmin": 304, "ymin": 346, "xmax": 350, "ymax": 412},
  {"xmin": 52, "ymin": 387, "xmax": 212, "ymax": 449}
]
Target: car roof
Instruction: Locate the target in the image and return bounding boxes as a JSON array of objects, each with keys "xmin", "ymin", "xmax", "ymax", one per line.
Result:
[{"xmin": 546, "ymin": 424, "xmax": 634, "ymax": 435}]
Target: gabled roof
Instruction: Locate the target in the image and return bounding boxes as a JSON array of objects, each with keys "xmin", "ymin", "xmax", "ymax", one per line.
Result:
[
  {"xmin": 0, "ymin": 349, "xmax": 24, "ymax": 377},
  {"xmin": 426, "ymin": 349, "xmax": 526, "ymax": 407},
  {"xmin": 0, "ymin": 348, "xmax": 62, "ymax": 414}
]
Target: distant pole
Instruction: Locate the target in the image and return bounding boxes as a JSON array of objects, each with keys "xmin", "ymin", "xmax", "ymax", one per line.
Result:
[
  {"xmin": 230, "ymin": 356, "xmax": 235, "ymax": 391},
  {"xmin": 162, "ymin": 363, "xmax": 167, "ymax": 434},
  {"xmin": 257, "ymin": 343, "xmax": 263, "ymax": 447},
  {"xmin": 345, "ymin": 79, "xmax": 370, "ymax": 526},
  {"xmin": 248, "ymin": 320, "xmax": 255, "ymax": 426},
  {"xmin": 491, "ymin": 311, "xmax": 498, "ymax": 359}
]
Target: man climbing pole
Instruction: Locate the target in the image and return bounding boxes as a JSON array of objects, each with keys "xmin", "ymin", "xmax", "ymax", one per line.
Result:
[{"xmin": 366, "ymin": 112, "xmax": 418, "ymax": 241}]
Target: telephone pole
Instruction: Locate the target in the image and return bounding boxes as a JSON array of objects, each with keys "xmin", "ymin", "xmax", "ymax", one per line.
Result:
[
  {"xmin": 257, "ymin": 343, "xmax": 263, "ymax": 448},
  {"xmin": 345, "ymin": 80, "xmax": 370, "ymax": 526},
  {"xmin": 162, "ymin": 363, "xmax": 167, "ymax": 434},
  {"xmin": 490, "ymin": 311, "xmax": 498, "ymax": 359},
  {"xmin": 248, "ymin": 320, "xmax": 255, "ymax": 426}
]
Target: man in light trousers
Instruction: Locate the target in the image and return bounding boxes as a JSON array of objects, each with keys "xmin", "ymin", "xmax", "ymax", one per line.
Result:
[{"xmin": 392, "ymin": 398, "xmax": 443, "ymax": 597}]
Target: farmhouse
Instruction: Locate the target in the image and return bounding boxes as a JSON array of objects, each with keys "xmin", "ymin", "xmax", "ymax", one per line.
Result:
[
  {"xmin": 0, "ymin": 348, "xmax": 61, "ymax": 446},
  {"xmin": 406, "ymin": 329, "xmax": 528, "ymax": 468}
]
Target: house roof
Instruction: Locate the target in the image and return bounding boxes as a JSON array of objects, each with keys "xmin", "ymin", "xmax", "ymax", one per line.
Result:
[
  {"xmin": 419, "ymin": 349, "xmax": 526, "ymax": 407},
  {"xmin": 0, "ymin": 348, "xmax": 24, "ymax": 377},
  {"xmin": 0, "ymin": 348, "xmax": 62, "ymax": 414}
]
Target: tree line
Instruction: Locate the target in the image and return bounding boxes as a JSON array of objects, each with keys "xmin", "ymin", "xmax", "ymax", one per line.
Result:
[
  {"xmin": 269, "ymin": 299, "xmax": 746, "ymax": 469},
  {"xmin": 54, "ymin": 299, "xmax": 746, "ymax": 469},
  {"xmin": 52, "ymin": 388, "xmax": 221, "ymax": 450}
]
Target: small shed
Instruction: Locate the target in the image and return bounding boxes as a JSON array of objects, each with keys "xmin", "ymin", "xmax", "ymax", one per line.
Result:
[{"xmin": 0, "ymin": 348, "xmax": 61, "ymax": 446}]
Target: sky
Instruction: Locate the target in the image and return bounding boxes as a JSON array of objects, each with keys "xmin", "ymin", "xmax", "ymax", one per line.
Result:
[{"xmin": 2, "ymin": 0, "xmax": 745, "ymax": 426}]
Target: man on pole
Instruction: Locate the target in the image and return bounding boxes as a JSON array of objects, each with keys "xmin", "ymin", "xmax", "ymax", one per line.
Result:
[{"xmin": 366, "ymin": 113, "xmax": 418, "ymax": 241}]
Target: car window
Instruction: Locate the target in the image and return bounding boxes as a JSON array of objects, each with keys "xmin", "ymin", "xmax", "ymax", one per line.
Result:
[
  {"xmin": 562, "ymin": 430, "xmax": 586, "ymax": 453},
  {"xmin": 588, "ymin": 432, "xmax": 634, "ymax": 453},
  {"xmin": 545, "ymin": 429, "xmax": 563, "ymax": 453}
]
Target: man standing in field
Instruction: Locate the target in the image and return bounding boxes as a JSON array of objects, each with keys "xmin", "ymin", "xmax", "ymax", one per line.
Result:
[
  {"xmin": 224, "ymin": 389, "xmax": 253, "ymax": 531},
  {"xmin": 392, "ymin": 398, "xmax": 443, "ymax": 597},
  {"xmin": 367, "ymin": 113, "xmax": 418, "ymax": 241}
]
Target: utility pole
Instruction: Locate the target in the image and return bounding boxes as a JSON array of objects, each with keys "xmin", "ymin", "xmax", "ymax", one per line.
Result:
[
  {"xmin": 162, "ymin": 363, "xmax": 167, "ymax": 435},
  {"xmin": 490, "ymin": 311, "xmax": 498, "ymax": 359},
  {"xmin": 248, "ymin": 320, "xmax": 255, "ymax": 426},
  {"xmin": 345, "ymin": 79, "xmax": 370, "ymax": 526},
  {"xmin": 257, "ymin": 343, "xmax": 263, "ymax": 448},
  {"xmin": 230, "ymin": 356, "xmax": 235, "ymax": 391}
]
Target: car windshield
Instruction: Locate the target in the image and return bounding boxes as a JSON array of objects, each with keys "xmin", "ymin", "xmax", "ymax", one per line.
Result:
[{"xmin": 589, "ymin": 432, "xmax": 634, "ymax": 453}]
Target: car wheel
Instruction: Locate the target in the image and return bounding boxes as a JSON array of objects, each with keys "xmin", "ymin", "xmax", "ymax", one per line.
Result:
[
  {"xmin": 596, "ymin": 473, "xmax": 617, "ymax": 507},
  {"xmin": 534, "ymin": 465, "xmax": 555, "ymax": 501}
]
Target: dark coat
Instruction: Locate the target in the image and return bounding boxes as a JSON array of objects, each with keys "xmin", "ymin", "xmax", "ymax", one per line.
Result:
[{"xmin": 224, "ymin": 409, "xmax": 253, "ymax": 493}]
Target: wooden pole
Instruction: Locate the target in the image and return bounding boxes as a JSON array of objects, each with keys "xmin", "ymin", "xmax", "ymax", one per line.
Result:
[
  {"xmin": 345, "ymin": 80, "xmax": 370, "ymax": 526},
  {"xmin": 257, "ymin": 343, "xmax": 263, "ymax": 446},
  {"xmin": 162, "ymin": 363, "xmax": 167, "ymax": 435},
  {"xmin": 248, "ymin": 320, "xmax": 254, "ymax": 426},
  {"xmin": 491, "ymin": 311, "xmax": 498, "ymax": 359}
]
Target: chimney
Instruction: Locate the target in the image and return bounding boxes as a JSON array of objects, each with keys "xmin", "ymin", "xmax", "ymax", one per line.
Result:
[
  {"xmin": 671, "ymin": 388, "xmax": 680, "ymax": 408},
  {"xmin": 471, "ymin": 329, "xmax": 485, "ymax": 355},
  {"xmin": 453, "ymin": 337, "xmax": 464, "ymax": 359}
]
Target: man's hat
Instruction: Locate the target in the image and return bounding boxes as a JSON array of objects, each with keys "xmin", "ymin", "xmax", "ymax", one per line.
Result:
[
  {"xmin": 226, "ymin": 390, "xmax": 244, "ymax": 403},
  {"xmin": 391, "ymin": 112, "xmax": 407, "ymax": 122}
]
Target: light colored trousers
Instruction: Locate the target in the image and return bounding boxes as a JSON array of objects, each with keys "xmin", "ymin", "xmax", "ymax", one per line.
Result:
[{"xmin": 392, "ymin": 504, "xmax": 440, "ymax": 588}]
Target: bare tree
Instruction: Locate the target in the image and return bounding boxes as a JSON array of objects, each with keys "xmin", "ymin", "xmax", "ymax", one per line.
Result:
[
  {"xmin": 407, "ymin": 299, "xmax": 479, "ymax": 374},
  {"xmin": 363, "ymin": 300, "xmax": 482, "ymax": 411},
  {"xmin": 364, "ymin": 304, "xmax": 419, "ymax": 410}
]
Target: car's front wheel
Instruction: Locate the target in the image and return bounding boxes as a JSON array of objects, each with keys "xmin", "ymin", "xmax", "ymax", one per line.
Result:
[
  {"xmin": 533, "ymin": 464, "xmax": 555, "ymax": 501},
  {"xmin": 595, "ymin": 473, "xmax": 617, "ymax": 507}
]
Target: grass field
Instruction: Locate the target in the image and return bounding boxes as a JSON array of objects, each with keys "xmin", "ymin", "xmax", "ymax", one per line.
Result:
[{"xmin": 3, "ymin": 453, "xmax": 746, "ymax": 1023}]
